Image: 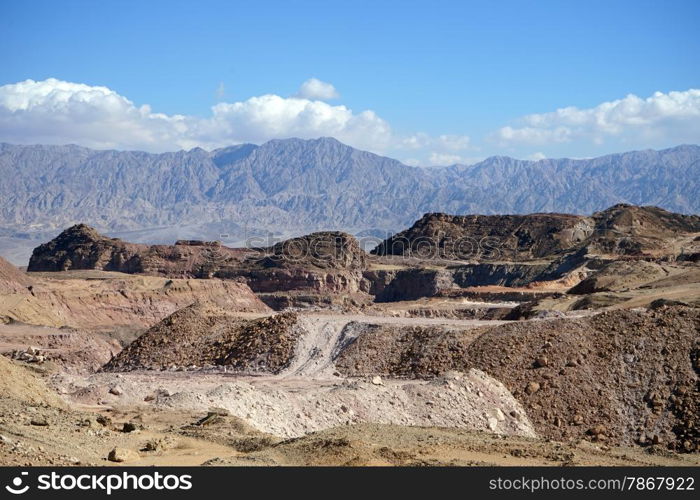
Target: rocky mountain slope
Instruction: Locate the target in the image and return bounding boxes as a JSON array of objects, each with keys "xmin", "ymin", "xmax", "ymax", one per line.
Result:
[
  {"xmin": 0, "ymin": 255, "xmax": 33, "ymax": 293},
  {"xmin": 373, "ymin": 204, "xmax": 700, "ymax": 260},
  {"xmin": 311, "ymin": 306, "xmax": 700, "ymax": 452},
  {"xmin": 1, "ymin": 140, "xmax": 698, "ymax": 246},
  {"xmin": 23, "ymin": 203, "xmax": 700, "ymax": 309}
]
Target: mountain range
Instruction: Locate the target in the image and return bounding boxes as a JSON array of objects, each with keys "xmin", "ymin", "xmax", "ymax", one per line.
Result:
[{"xmin": 0, "ymin": 138, "xmax": 699, "ymax": 265}]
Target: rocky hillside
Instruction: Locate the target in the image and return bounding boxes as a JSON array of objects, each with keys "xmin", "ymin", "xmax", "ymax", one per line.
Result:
[
  {"xmin": 28, "ymin": 224, "xmax": 367, "ymax": 275},
  {"xmin": 372, "ymin": 212, "xmax": 592, "ymax": 260},
  {"xmin": 0, "ymin": 140, "xmax": 698, "ymax": 242},
  {"xmin": 26, "ymin": 225, "xmax": 371, "ymax": 307},
  {"xmin": 27, "ymin": 224, "xmax": 249, "ymax": 276},
  {"xmin": 0, "ymin": 269, "xmax": 270, "ymax": 329},
  {"xmin": 0, "ymin": 255, "xmax": 33, "ymax": 293},
  {"xmin": 259, "ymin": 231, "xmax": 366, "ymax": 270},
  {"xmin": 373, "ymin": 204, "xmax": 700, "ymax": 260},
  {"xmin": 329, "ymin": 306, "xmax": 700, "ymax": 452}
]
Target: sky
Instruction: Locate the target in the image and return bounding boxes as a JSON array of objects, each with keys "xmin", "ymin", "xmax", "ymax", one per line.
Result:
[{"xmin": 0, "ymin": 0, "xmax": 699, "ymax": 165}]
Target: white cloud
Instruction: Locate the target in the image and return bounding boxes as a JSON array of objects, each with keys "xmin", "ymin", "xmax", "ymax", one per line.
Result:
[
  {"xmin": 401, "ymin": 133, "xmax": 471, "ymax": 151},
  {"xmin": 428, "ymin": 152, "xmax": 465, "ymax": 165},
  {"xmin": 295, "ymin": 78, "xmax": 340, "ymax": 100},
  {"xmin": 0, "ymin": 77, "xmax": 474, "ymax": 164},
  {"xmin": 0, "ymin": 78, "xmax": 190, "ymax": 151},
  {"xmin": 0, "ymin": 78, "xmax": 390, "ymax": 152},
  {"xmin": 527, "ymin": 152, "xmax": 547, "ymax": 161},
  {"xmin": 400, "ymin": 133, "xmax": 474, "ymax": 166},
  {"xmin": 495, "ymin": 89, "xmax": 700, "ymax": 148},
  {"xmin": 3, "ymin": 78, "xmax": 695, "ymax": 165},
  {"xmin": 204, "ymin": 95, "xmax": 392, "ymax": 151}
]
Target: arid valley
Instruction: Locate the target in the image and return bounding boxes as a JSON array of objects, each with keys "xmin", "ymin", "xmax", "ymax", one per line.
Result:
[{"xmin": 1, "ymin": 202, "xmax": 698, "ymax": 467}]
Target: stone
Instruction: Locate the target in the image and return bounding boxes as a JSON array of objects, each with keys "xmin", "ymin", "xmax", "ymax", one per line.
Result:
[
  {"xmin": 487, "ymin": 417, "xmax": 499, "ymax": 432},
  {"xmin": 534, "ymin": 356, "xmax": 549, "ymax": 368},
  {"xmin": 489, "ymin": 408, "xmax": 506, "ymax": 421},
  {"xmin": 96, "ymin": 415, "xmax": 112, "ymax": 427},
  {"xmin": 142, "ymin": 437, "xmax": 176, "ymax": 452},
  {"xmin": 587, "ymin": 425, "xmax": 607, "ymax": 435},
  {"xmin": 109, "ymin": 386, "xmax": 123, "ymax": 396},
  {"xmin": 371, "ymin": 376, "xmax": 383, "ymax": 386},
  {"xmin": 525, "ymin": 382, "xmax": 540, "ymax": 395},
  {"xmin": 122, "ymin": 422, "xmax": 141, "ymax": 433},
  {"xmin": 30, "ymin": 417, "xmax": 49, "ymax": 426},
  {"xmin": 208, "ymin": 407, "xmax": 230, "ymax": 417},
  {"xmin": 108, "ymin": 447, "xmax": 140, "ymax": 463}
]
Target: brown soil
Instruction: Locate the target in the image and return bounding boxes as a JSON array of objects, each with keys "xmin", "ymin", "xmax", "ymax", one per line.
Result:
[
  {"xmin": 568, "ymin": 260, "xmax": 670, "ymax": 294},
  {"xmin": 2, "ymin": 390, "xmax": 696, "ymax": 467},
  {"xmin": 0, "ymin": 356, "xmax": 65, "ymax": 407}
]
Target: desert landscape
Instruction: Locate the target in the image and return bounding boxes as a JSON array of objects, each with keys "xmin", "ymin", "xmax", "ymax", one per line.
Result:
[
  {"xmin": 1, "ymin": 202, "xmax": 698, "ymax": 466},
  {"xmin": 1, "ymin": 2, "xmax": 699, "ymax": 482}
]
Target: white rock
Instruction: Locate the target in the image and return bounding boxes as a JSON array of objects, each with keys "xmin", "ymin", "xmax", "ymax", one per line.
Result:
[
  {"xmin": 109, "ymin": 386, "xmax": 123, "ymax": 396},
  {"xmin": 487, "ymin": 417, "xmax": 499, "ymax": 432},
  {"xmin": 489, "ymin": 408, "xmax": 506, "ymax": 421}
]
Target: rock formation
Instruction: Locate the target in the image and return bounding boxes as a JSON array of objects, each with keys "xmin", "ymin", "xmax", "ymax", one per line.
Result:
[{"xmin": 373, "ymin": 204, "xmax": 700, "ymax": 261}]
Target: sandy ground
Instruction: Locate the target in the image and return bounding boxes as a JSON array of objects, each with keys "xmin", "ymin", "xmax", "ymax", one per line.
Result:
[
  {"xmin": 3, "ymin": 386, "xmax": 699, "ymax": 467},
  {"xmin": 53, "ymin": 369, "xmax": 536, "ymax": 439}
]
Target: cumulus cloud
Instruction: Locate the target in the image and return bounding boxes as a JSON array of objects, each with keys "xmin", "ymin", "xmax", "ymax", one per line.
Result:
[
  {"xmin": 0, "ymin": 78, "xmax": 474, "ymax": 163},
  {"xmin": 295, "ymin": 78, "xmax": 340, "ymax": 100},
  {"xmin": 399, "ymin": 133, "xmax": 474, "ymax": 165},
  {"xmin": 402, "ymin": 133, "xmax": 471, "ymax": 151},
  {"xmin": 3, "ymin": 78, "xmax": 694, "ymax": 165},
  {"xmin": 495, "ymin": 89, "xmax": 700, "ymax": 148},
  {"xmin": 0, "ymin": 78, "xmax": 190, "ymax": 151},
  {"xmin": 203, "ymin": 95, "xmax": 392, "ymax": 151},
  {"xmin": 0, "ymin": 78, "xmax": 390, "ymax": 152}
]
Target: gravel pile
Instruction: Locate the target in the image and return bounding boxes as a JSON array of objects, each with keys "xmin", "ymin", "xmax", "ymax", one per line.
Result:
[
  {"xmin": 466, "ymin": 306, "xmax": 699, "ymax": 452},
  {"xmin": 102, "ymin": 304, "xmax": 300, "ymax": 373}
]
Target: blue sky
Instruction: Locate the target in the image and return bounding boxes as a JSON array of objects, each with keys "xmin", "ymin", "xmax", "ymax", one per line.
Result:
[{"xmin": 1, "ymin": 0, "xmax": 699, "ymax": 164}]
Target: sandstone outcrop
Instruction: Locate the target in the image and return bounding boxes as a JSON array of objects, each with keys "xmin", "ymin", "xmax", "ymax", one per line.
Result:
[
  {"xmin": 27, "ymin": 226, "xmax": 370, "ymax": 305},
  {"xmin": 0, "ymin": 271, "xmax": 269, "ymax": 329}
]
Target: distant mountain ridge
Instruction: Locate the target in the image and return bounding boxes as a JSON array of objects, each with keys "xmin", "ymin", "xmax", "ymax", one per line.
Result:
[{"xmin": 0, "ymin": 139, "xmax": 698, "ymax": 242}]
